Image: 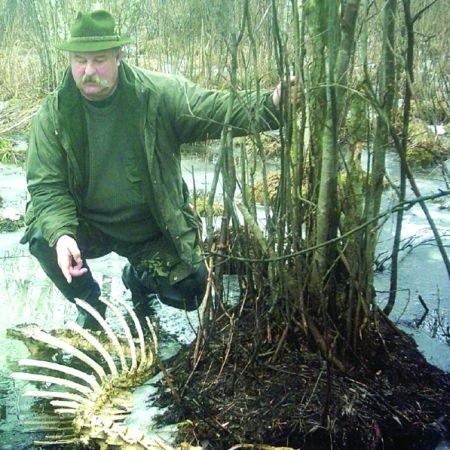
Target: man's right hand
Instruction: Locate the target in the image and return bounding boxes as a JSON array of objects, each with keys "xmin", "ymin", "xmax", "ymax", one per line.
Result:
[{"xmin": 55, "ymin": 235, "xmax": 88, "ymax": 283}]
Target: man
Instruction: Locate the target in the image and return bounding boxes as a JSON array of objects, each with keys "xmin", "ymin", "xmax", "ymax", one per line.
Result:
[{"xmin": 21, "ymin": 10, "xmax": 282, "ymax": 330}]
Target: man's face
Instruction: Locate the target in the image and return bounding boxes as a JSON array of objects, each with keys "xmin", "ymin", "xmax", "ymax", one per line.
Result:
[{"xmin": 70, "ymin": 49, "xmax": 121, "ymax": 101}]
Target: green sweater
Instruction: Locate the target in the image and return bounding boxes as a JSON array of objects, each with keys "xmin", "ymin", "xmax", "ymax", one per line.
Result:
[
  {"xmin": 82, "ymin": 86, "xmax": 160, "ymax": 242},
  {"xmin": 22, "ymin": 62, "xmax": 280, "ymax": 283}
]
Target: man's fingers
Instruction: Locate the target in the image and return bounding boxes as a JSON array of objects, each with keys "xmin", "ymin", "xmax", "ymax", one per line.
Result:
[
  {"xmin": 55, "ymin": 235, "xmax": 86, "ymax": 283},
  {"xmin": 58, "ymin": 255, "xmax": 73, "ymax": 283},
  {"xmin": 69, "ymin": 259, "xmax": 88, "ymax": 278}
]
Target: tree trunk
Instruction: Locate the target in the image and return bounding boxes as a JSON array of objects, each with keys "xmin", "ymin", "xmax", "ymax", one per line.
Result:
[{"xmin": 363, "ymin": 0, "xmax": 397, "ymax": 304}]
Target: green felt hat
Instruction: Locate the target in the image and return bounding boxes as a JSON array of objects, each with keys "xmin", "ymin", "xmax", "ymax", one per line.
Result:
[{"xmin": 56, "ymin": 10, "xmax": 132, "ymax": 52}]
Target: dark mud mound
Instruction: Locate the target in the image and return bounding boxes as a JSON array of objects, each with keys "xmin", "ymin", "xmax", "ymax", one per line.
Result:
[{"xmin": 157, "ymin": 303, "xmax": 450, "ymax": 450}]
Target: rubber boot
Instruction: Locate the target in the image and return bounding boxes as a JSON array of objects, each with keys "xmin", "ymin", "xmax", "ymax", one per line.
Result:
[{"xmin": 121, "ymin": 264, "xmax": 159, "ymax": 318}]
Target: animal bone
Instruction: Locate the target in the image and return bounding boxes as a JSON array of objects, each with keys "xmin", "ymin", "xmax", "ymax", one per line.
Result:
[{"xmin": 9, "ymin": 296, "xmax": 170, "ymax": 448}]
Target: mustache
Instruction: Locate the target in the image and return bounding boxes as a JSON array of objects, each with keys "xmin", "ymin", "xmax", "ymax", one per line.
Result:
[{"xmin": 77, "ymin": 74, "xmax": 110, "ymax": 88}]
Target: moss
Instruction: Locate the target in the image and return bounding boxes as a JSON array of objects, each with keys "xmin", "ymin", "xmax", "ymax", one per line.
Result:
[
  {"xmin": 192, "ymin": 193, "xmax": 224, "ymax": 217},
  {"xmin": 252, "ymin": 171, "xmax": 280, "ymax": 205},
  {"xmin": 0, "ymin": 137, "xmax": 26, "ymax": 165},
  {"xmin": 0, "ymin": 216, "xmax": 24, "ymax": 232},
  {"xmin": 406, "ymin": 119, "xmax": 448, "ymax": 168}
]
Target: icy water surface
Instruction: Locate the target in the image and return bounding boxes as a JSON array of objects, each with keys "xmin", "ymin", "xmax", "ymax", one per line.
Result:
[
  {"xmin": 373, "ymin": 158, "xmax": 450, "ymax": 372},
  {"xmin": 0, "ymin": 163, "xmax": 201, "ymax": 447},
  {"xmin": 0, "ymin": 159, "xmax": 449, "ymax": 448},
  {"xmin": 0, "ymin": 231, "xmax": 199, "ymax": 448}
]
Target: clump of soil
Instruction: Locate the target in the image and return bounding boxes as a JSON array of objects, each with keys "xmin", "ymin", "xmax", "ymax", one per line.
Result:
[
  {"xmin": 157, "ymin": 301, "xmax": 450, "ymax": 450},
  {"xmin": 0, "ymin": 216, "xmax": 24, "ymax": 232}
]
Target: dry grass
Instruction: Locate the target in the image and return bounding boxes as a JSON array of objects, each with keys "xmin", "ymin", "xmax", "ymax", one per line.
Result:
[{"xmin": 0, "ymin": 47, "xmax": 46, "ymax": 101}]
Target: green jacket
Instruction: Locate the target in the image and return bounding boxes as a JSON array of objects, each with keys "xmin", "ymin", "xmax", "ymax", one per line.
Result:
[{"xmin": 22, "ymin": 62, "xmax": 279, "ymax": 283}]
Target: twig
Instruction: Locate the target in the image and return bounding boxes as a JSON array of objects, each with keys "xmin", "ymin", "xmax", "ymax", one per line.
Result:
[
  {"xmin": 0, "ymin": 108, "xmax": 39, "ymax": 134},
  {"xmin": 415, "ymin": 294, "xmax": 429, "ymax": 328}
]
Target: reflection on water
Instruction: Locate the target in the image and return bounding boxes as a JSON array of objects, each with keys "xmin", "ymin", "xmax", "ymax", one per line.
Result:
[
  {"xmin": 0, "ymin": 368, "xmax": 33, "ymax": 449},
  {"xmin": 0, "ymin": 230, "xmax": 80, "ymax": 447}
]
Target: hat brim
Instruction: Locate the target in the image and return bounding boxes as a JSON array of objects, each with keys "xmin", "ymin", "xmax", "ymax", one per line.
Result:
[{"xmin": 56, "ymin": 37, "xmax": 132, "ymax": 52}]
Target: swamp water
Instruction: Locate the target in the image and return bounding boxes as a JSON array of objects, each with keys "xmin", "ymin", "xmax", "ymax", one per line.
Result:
[{"xmin": 0, "ymin": 153, "xmax": 449, "ymax": 448}]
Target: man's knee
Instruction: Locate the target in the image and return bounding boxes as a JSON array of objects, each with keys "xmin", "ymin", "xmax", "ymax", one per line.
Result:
[{"xmin": 169, "ymin": 261, "xmax": 207, "ymax": 311}]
